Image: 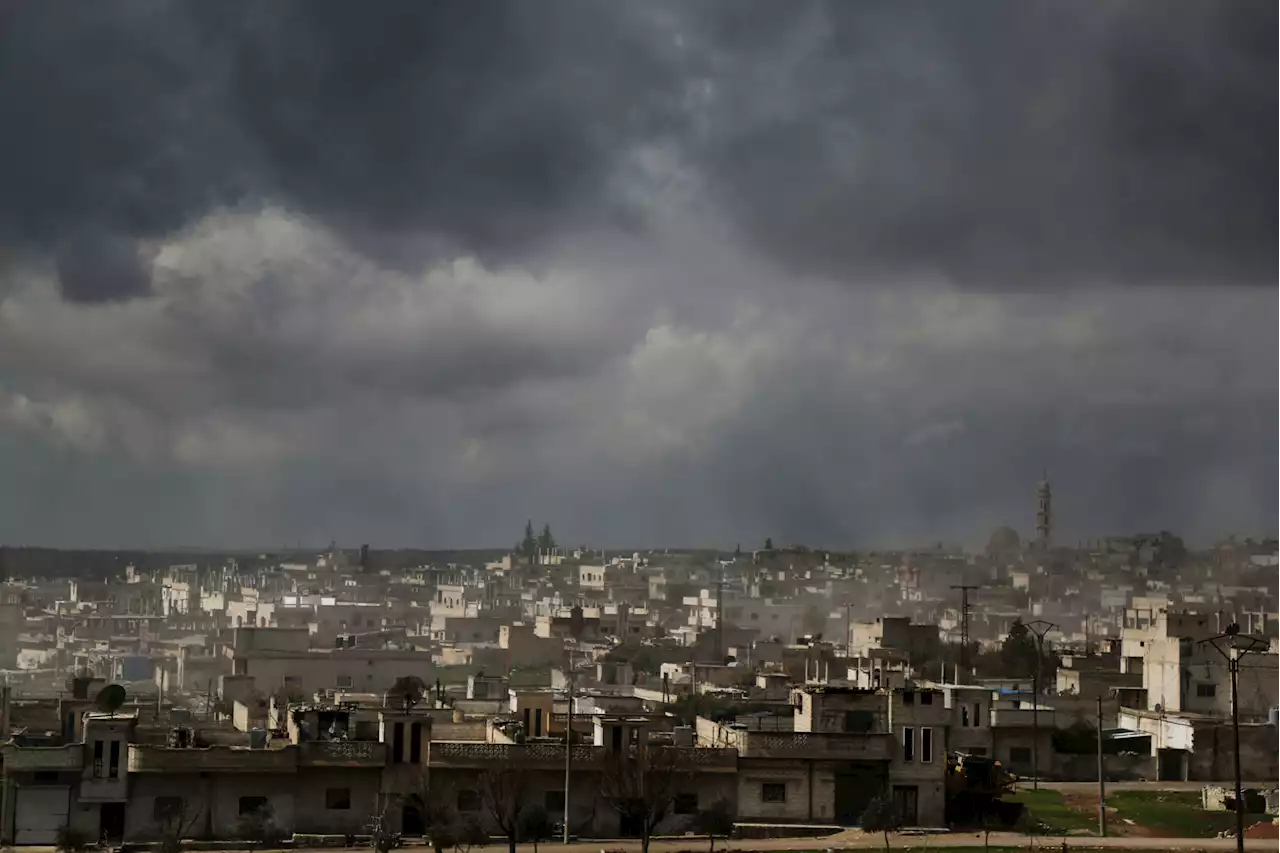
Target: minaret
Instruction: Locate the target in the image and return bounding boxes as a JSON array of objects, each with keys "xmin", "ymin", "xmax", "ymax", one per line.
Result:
[{"xmin": 1035, "ymin": 472, "xmax": 1052, "ymax": 550}]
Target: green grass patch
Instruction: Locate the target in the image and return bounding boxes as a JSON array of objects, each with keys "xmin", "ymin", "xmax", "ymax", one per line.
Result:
[
  {"xmin": 1004, "ymin": 790, "xmax": 1097, "ymax": 835},
  {"xmin": 1108, "ymin": 790, "xmax": 1270, "ymax": 838}
]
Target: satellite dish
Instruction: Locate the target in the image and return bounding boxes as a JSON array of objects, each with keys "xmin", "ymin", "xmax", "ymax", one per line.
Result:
[
  {"xmin": 389, "ymin": 676, "xmax": 425, "ymax": 712},
  {"xmin": 96, "ymin": 684, "xmax": 127, "ymax": 716}
]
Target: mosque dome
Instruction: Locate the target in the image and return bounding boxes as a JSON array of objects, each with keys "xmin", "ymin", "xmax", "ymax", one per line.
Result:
[{"xmin": 987, "ymin": 526, "xmax": 1022, "ymax": 555}]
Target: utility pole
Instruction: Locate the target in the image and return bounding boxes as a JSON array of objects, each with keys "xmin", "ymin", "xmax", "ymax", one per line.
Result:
[
  {"xmin": 1026, "ymin": 619, "xmax": 1056, "ymax": 791},
  {"xmin": 1096, "ymin": 695, "xmax": 1106, "ymax": 837},
  {"xmin": 950, "ymin": 585, "xmax": 978, "ymax": 682},
  {"xmin": 1200, "ymin": 628, "xmax": 1268, "ymax": 853},
  {"xmin": 845, "ymin": 602, "xmax": 853, "ymax": 655},
  {"xmin": 562, "ymin": 641, "xmax": 574, "ymax": 844}
]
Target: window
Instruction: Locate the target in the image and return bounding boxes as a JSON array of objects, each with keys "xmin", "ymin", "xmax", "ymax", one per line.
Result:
[
  {"xmin": 903, "ymin": 691, "xmax": 914, "ymax": 705},
  {"xmin": 326, "ymin": 788, "xmax": 352, "ymax": 810},
  {"xmin": 544, "ymin": 791, "xmax": 566, "ymax": 813},
  {"xmin": 920, "ymin": 692, "xmax": 933, "ymax": 706},
  {"xmin": 108, "ymin": 741, "xmax": 120, "ymax": 778},
  {"xmin": 93, "ymin": 740, "xmax": 104, "ymax": 778},
  {"xmin": 1196, "ymin": 683, "xmax": 1216, "ymax": 698},
  {"xmin": 154, "ymin": 797, "xmax": 185, "ymax": 821},
  {"xmin": 972, "ymin": 703, "xmax": 981, "ymax": 726},
  {"xmin": 239, "ymin": 796, "xmax": 268, "ymax": 817},
  {"xmin": 392, "ymin": 722, "xmax": 405, "ymax": 764},
  {"xmin": 960, "ymin": 706, "xmax": 970, "ymax": 727},
  {"xmin": 409, "ymin": 722, "xmax": 423, "ymax": 763},
  {"xmin": 761, "ymin": 783, "xmax": 787, "ymax": 803},
  {"xmin": 921, "ymin": 728, "xmax": 933, "ymax": 763},
  {"xmin": 673, "ymin": 793, "xmax": 698, "ymax": 815},
  {"xmin": 1010, "ymin": 746, "xmax": 1033, "ymax": 765},
  {"xmin": 32, "ymin": 771, "xmax": 59, "ymax": 785},
  {"xmin": 844, "ymin": 710, "xmax": 875, "ymax": 733},
  {"xmin": 336, "ymin": 675, "xmax": 354, "ymax": 689},
  {"xmin": 902, "ymin": 727, "xmax": 915, "ymax": 762},
  {"xmin": 457, "ymin": 790, "xmax": 482, "ymax": 812}
]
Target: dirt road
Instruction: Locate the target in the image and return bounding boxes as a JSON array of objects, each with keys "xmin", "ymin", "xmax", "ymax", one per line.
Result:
[{"xmin": 391, "ymin": 831, "xmax": 1277, "ymax": 853}]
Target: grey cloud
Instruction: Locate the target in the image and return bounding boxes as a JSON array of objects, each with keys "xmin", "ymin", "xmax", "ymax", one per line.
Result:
[
  {"xmin": 4, "ymin": 1, "xmax": 1271, "ymax": 286},
  {"xmin": 0, "ymin": 1, "xmax": 1273, "ymax": 549},
  {"xmin": 0, "ymin": 0, "xmax": 686, "ymax": 268},
  {"xmin": 55, "ymin": 233, "xmax": 153, "ymax": 303},
  {"xmin": 680, "ymin": 0, "xmax": 1277, "ymax": 287}
]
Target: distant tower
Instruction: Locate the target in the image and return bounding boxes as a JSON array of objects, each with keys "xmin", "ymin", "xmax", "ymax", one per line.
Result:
[{"xmin": 1035, "ymin": 473, "xmax": 1052, "ymax": 550}]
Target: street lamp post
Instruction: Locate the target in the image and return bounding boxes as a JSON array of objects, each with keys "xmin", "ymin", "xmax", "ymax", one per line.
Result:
[
  {"xmin": 1200, "ymin": 629, "xmax": 1268, "ymax": 853},
  {"xmin": 1026, "ymin": 619, "xmax": 1056, "ymax": 791}
]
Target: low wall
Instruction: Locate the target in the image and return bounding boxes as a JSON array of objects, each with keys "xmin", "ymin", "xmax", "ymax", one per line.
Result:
[{"xmin": 1055, "ymin": 752, "xmax": 1154, "ymax": 781}]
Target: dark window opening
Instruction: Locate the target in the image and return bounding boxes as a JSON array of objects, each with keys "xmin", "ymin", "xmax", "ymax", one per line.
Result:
[
  {"xmin": 409, "ymin": 722, "xmax": 422, "ymax": 763},
  {"xmin": 844, "ymin": 710, "xmax": 875, "ymax": 733},
  {"xmin": 392, "ymin": 722, "xmax": 405, "ymax": 764},
  {"xmin": 326, "ymin": 788, "xmax": 352, "ymax": 810},
  {"xmin": 93, "ymin": 740, "xmax": 104, "ymax": 778},
  {"xmin": 108, "ymin": 740, "xmax": 121, "ymax": 779},
  {"xmin": 920, "ymin": 692, "xmax": 933, "ymax": 705},
  {"xmin": 761, "ymin": 783, "xmax": 786, "ymax": 803},
  {"xmin": 903, "ymin": 691, "xmax": 915, "ymax": 705},
  {"xmin": 239, "ymin": 796, "xmax": 268, "ymax": 817},
  {"xmin": 902, "ymin": 727, "xmax": 915, "ymax": 762},
  {"xmin": 673, "ymin": 793, "xmax": 698, "ymax": 815}
]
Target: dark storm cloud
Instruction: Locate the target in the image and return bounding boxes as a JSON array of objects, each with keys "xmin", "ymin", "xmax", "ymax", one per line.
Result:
[
  {"xmin": 680, "ymin": 0, "xmax": 1278, "ymax": 287},
  {"xmin": 0, "ymin": 0, "xmax": 1273, "ymax": 549},
  {"xmin": 0, "ymin": 0, "xmax": 686, "ymax": 269},
  {"xmin": 2, "ymin": 0, "xmax": 1271, "ymax": 287}
]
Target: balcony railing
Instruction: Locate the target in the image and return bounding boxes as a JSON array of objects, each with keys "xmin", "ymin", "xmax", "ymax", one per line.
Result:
[
  {"xmin": 733, "ymin": 731, "xmax": 894, "ymax": 760},
  {"xmin": 990, "ymin": 708, "xmax": 1058, "ymax": 728},
  {"xmin": 299, "ymin": 740, "xmax": 387, "ymax": 767},
  {"xmin": 128, "ymin": 745, "xmax": 298, "ymax": 773},
  {"xmin": 428, "ymin": 742, "xmax": 597, "ymax": 767},
  {"xmin": 427, "ymin": 742, "xmax": 737, "ymax": 771},
  {"xmin": 2, "ymin": 744, "xmax": 84, "ymax": 772}
]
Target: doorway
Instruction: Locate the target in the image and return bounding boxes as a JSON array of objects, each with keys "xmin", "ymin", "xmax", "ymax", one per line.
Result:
[
  {"xmin": 402, "ymin": 803, "xmax": 424, "ymax": 836},
  {"xmin": 100, "ymin": 803, "xmax": 126, "ymax": 843}
]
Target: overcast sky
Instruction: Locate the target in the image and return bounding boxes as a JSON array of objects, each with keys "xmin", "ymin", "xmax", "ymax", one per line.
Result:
[{"xmin": 0, "ymin": 0, "xmax": 1275, "ymax": 550}]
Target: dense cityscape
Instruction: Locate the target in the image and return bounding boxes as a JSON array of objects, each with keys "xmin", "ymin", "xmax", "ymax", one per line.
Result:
[{"xmin": 0, "ymin": 476, "xmax": 1274, "ymax": 847}]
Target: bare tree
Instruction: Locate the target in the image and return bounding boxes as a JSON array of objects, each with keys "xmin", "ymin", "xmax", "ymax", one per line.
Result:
[
  {"xmin": 860, "ymin": 793, "xmax": 901, "ymax": 853},
  {"xmin": 365, "ymin": 793, "xmax": 399, "ymax": 853},
  {"xmin": 236, "ymin": 803, "xmax": 283, "ymax": 853},
  {"xmin": 690, "ymin": 799, "xmax": 735, "ymax": 853},
  {"xmin": 599, "ymin": 746, "xmax": 695, "ymax": 853},
  {"xmin": 518, "ymin": 804, "xmax": 555, "ymax": 853},
  {"xmin": 153, "ymin": 799, "xmax": 205, "ymax": 853},
  {"xmin": 476, "ymin": 762, "xmax": 535, "ymax": 853}
]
